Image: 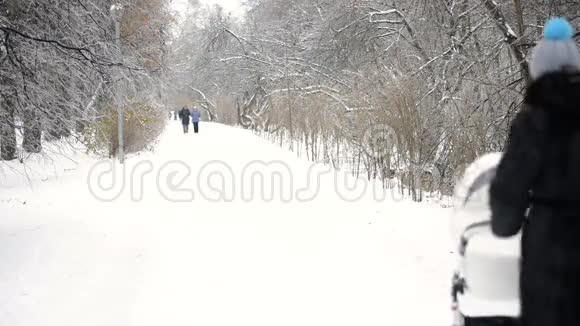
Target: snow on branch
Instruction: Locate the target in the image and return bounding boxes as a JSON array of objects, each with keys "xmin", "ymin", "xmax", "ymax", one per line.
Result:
[
  {"xmin": 369, "ymin": 9, "xmax": 404, "ymax": 24},
  {"xmin": 480, "ymin": 0, "xmax": 518, "ymax": 41},
  {"xmin": 0, "ymin": 26, "xmax": 97, "ymax": 62},
  {"xmin": 0, "ymin": 25, "xmax": 142, "ymax": 71},
  {"xmin": 187, "ymin": 85, "xmax": 217, "ymax": 120},
  {"xmin": 265, "ymin": 85, "xmax": 350, "ymax": 111},
  {"xmin": 414, "ymin": 19, "xmax": 486, "ymax": 74},
  {"xmin": 480, "ymin": 0, "xmax": 529, "ymax": 81},
  {"xmin": 367, "ymin": 8, "xmax": 431, "ymax": 65}
]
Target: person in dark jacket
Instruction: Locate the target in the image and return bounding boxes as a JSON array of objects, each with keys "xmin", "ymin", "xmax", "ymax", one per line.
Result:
[
  {"xmin": 178, "ymin": 107, "xmax": 191, "ymax": 133},
  {"xmin": 489, "ymin": 17, "xmax": 580, "ymax": 326}
]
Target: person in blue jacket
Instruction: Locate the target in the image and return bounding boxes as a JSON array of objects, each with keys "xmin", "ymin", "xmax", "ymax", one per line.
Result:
[
  {"xmin": 191, "ymin": 106, "xmax": 201, "ymax": 134},
  {"xmin": 489, "ymin": 17, "xmax": 580, "ymax": 326}
]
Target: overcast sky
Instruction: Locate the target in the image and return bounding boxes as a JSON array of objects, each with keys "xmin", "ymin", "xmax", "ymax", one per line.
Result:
[{"xmin": 171, "ymin": 0, "xmax": 243, "ymax": 17}]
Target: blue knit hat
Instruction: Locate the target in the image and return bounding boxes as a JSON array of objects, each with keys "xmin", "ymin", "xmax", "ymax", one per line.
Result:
[{"xmin": 529, "ymin": 17, "xmax": 580, "ymax": 79}]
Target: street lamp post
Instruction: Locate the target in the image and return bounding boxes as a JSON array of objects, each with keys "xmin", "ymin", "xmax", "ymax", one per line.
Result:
[{"xmin": 111, "ymin": 4, "xmax": 124, "ymax": 164}]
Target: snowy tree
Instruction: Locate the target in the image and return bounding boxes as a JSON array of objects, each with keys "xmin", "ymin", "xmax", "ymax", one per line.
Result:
[{"xmin": 0, "ymin": 0, "xmax": 173, "ymax": 160}]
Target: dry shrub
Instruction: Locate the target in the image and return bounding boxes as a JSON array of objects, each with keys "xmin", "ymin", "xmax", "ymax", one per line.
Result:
[
  {"xmin": 82, "ymin": 100, "xmax": 166, "ymax": 157},
  {"xmin": 215, "ymin": 96, "xmax": 238, "ymax": 125}
]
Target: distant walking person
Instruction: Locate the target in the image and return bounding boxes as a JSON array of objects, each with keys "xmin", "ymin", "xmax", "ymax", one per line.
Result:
[
  {"xmin": 191, "ymin": 106, "xmax": 201, "ymax": 133},
  {"xmin": 178, "ymin": 106, "xmax": 191, "ymax": 133}
]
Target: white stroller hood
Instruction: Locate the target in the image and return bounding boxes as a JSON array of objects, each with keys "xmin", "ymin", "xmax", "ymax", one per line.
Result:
[
  {"xmin": 451, "ymin": 152, "xmax": 521, "ymax": 318},
  {"xmin": 451, "ymin": 152, "xmax": 503, "ymax": 243}
]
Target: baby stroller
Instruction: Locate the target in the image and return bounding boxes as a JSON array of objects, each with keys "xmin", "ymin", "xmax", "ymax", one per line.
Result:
[{"xmin": 450, "ymin": 152, "xmax": 520, "ymax": 326}]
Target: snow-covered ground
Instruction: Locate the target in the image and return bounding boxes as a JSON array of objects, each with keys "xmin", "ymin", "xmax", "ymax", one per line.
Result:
[{"xmin": 0, "ymin": 122, "xmax": 455, "ymax": 326}]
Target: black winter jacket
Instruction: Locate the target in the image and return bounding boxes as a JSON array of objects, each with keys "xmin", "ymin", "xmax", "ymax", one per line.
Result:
[
  {"xmin": 178, "ymin": 108, "xmax": 191, "ymax": 125},
  {"xmin": 490, "ymin": 72, "xmax": 580, "ymax": 326}
]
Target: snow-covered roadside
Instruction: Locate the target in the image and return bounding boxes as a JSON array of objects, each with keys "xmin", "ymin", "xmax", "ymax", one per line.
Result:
[{"xmin": 0, "ymin": 122, "xmax": 455, "ymax": 326}]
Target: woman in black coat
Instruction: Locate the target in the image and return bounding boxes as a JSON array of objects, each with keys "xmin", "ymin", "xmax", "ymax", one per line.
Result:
[
  {"xmin": 489, "ymin": 18, "xmax": 580, "ymax": 326},
  {"xmin": 178, "ymin": 107, "xmax": 191, "ymax": 133}
]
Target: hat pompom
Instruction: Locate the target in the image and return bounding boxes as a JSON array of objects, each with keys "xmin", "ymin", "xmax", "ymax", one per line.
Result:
[{"xmin": 544, "ymin": 17, "xmax": 574, "ymax": 41}]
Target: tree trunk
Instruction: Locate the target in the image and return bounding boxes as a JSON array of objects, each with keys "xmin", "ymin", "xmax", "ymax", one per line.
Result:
[
  {"xmin": 22, "ymin": 109, "xmax": 42, "ymax": 153},
  {"xmin": 304, "ymin": 131, "xmax": 309, "ymax": 161},
  {"xmin": 513, "ymin": 0, "xmax": 525, "ymax": 36},
  {"xmin": 310, "ymin": 130, "xmax": 316, "ymax": 161},
  {"xmin": 0, "ymin": 102, "xmax": 17, "ymax": 161},
  {"xmin": 236, "ymin": 99, "xmax": 241, "ymax": 125},
  {"xmin": 335, "ymin": 138, "xmax": 340, "ymax": 168}
]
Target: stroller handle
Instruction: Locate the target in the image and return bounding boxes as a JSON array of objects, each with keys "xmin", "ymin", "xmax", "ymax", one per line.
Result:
[{"xmin": 459, "ymin": 221, "xmax": 491, "ymax": 256}]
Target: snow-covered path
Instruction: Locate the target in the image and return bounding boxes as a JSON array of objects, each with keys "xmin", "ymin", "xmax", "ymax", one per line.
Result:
[{"xmin": 0, "ymin": 122, "xmax": 454, "ymax": 326}]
